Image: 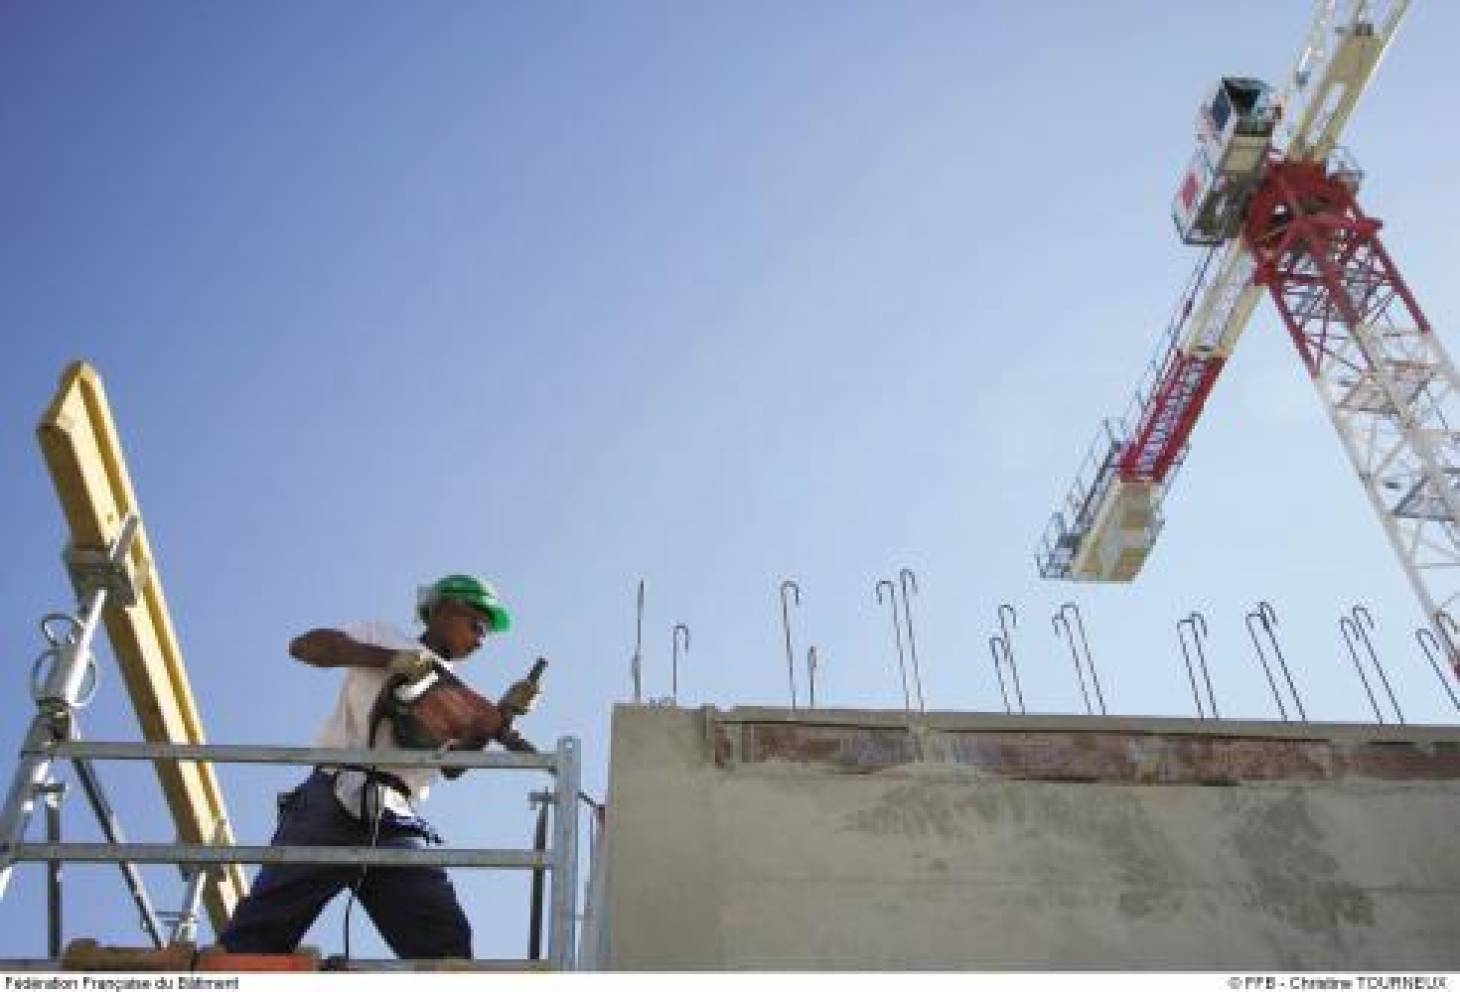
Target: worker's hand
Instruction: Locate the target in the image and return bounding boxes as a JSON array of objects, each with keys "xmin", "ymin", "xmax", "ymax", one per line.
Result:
[
  {"xmin": 498, "ymin": 678, "xmax": 540, "ymax": 716},
  {"xmin": 387, "ymin": 648, "xmax": 435, "ymax": 682},
  {"xmin": 499, "ymin": 728, "xmax": 538, "ymax": 753}
]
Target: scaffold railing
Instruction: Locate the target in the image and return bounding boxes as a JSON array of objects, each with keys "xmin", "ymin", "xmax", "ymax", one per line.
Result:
[{"xmin": 0, "ymin": 516, "xmax": 588, "ymax": 971}]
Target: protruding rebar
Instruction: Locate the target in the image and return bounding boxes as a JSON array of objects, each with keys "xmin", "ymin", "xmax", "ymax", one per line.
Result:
[
  {"xmin": 1176, "ymin": 613, "xmax": 1204, "ymax": 719},
  {"xmin": 1342, "ymin": 605, "xmax": 1404, "ymax": 724},
  {"xmin": 1435, "ymin": 610, "xmax": 1460, "ymax": 682},
  {"xmin": 1339, "ymin": 616, "xmax": 1383, "ymax": 722},
  {"xmin": 807, "ymin": 646, "xmax": 820, "ymax": 709},
  {"xmin": 1176, "ymin": 611, "xmax": 1219, "ymax": 719},
  {"xmin": 779, "ymin": 580, "xmax": 802, "ymax": 710},
  {"xmin": 988, "ymin": 636, "xmax": 1015, "ymax": 714},
  {"xmin": 1243, "ymin": 601, "xmax": 1307, "ymax": 722},
  {"xmin": 1243, "ymin": 606, "xmax": 1286, "ymax": 720},
  {"xmin": 1414, "ymin": 629, "xmax": 1460, "ymax": 712},
  {"xmin": 1053, "ymin": 611, "xmax": 1090, "ymax": 715},
  {"xmin": 1072, "ymin": 602, "xmax": 1106, "ymax": 714},
  {"xmin": 671, "ymin": 624, "xmax": 690, "ymax": 705},
  {"xmin": 875, "ymin": 579, "xmax": 911, "ymax": 714},
  {"xmin": 996, "ymin": 605, "xmax": 1026, "ymax": 714},
  {"xmin": 631, "ymin": 580, "xmax": 645, "ymax": 705},
  {"xmin": 1052, "ymin": 602, "xmax": 1105, "ymax": 715},
  {"xmin": 898, "ymin": 568, "xmax": 926, "ymax": 712},
  {"xmin": 1265, "ymin": 601, "xmax": 1306, "ymax": 721}
]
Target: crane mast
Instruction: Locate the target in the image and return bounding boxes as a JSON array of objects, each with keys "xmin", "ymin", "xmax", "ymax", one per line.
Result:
[
  {"xmin": 1039, "ymin": 1, "xmax": 1460, "ymax": 671},
  {"xmin": 1247, "ymin": 156, "xmax": 1460, "ymax": 649}
]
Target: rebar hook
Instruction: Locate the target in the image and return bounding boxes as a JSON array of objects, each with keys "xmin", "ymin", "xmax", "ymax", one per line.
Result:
[
  {"xmin": 1051, "ymin": 612, "xmax": 1083, "ymax": 712},
  {"xmin": 1345, "ymin": 604, "xmax": 1404, "ymax": 723},
  {"xmin": 671, "ymin": 623, "xmax": 690, "ymax": 705},
  {"xmin": 1175, "ymin": 611, "xmax": 1218, "ymax": 719},
  {"xmin": 875, "ymin": 579, "xmax": 911, "ymax": 714},
  {"xmin": 1052, "ymin": 602, "xmax": 1105, "ymax": 715},
  {"xmin": 898, "ymin": 568, "xmax": 926, "ymax": 712},
  {"xmin": 992, "ymin": 605, "xmax": 1026, "ymax": 715},
  {"xmin": 998, "ymin": 603, "xmax": 1018, "ymax": 637},
  {"xmin": 1243, "ymin": 600, "xmax": 1306, "ymax": 722},
  {"xmin": 1065, "ymin": 602, "xmax": 1107, "ymax": 714},
  {"xmin": 1414, "ymin": 628, "xmax": 1460, "ymax": 712},
  {"xmin": 779, "ymin": 580, "xmax": 802, "ymax": 710},
  {"xmin": 1339, "ymin": 615, "xmax": 1383, "ymax": 723},
  {"xmin": 1262, "ymin": 601, "xmax": 1305, "ymax": 721},
  {"xmin": 1244, "ymin": 606, "xmax": 1280, "ymax": 706}
]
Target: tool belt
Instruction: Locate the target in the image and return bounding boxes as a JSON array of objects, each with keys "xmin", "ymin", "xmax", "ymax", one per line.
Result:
[
  {"xmin": 369, "ymin": 662, "xmax": 506, "ymax": 778},
  {"xmin": 313, "ymin": 767, "xmax": 443, "ymax": 840},
  {"xmin": 322, "ymin": 766, "xmax": 413, "ymax": 799}
]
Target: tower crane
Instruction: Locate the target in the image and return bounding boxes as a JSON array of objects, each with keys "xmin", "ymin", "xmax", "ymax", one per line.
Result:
[{"xmin": 1036, "ymin": 0, "xmax": 1460, "ymax": 676}]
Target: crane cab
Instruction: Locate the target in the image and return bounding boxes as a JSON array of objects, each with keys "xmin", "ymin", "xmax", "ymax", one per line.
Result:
[{"xmin": 1172, "ymin": 77, "xmax": 1277, "ymax": 245}]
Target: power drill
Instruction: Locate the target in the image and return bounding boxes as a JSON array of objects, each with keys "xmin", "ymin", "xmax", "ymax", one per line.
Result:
[{"xmin": 498, "ymin": 657, "xmax": 547, "ymax": 753}]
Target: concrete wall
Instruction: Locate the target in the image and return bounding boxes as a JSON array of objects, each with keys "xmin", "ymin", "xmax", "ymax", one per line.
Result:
[{"xmin": 598, "ymin": 706, "xmax": 1460, "ymax": 970}]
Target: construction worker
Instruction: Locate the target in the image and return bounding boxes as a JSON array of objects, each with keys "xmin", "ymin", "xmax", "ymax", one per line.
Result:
[{"xmin": 216, "ymin": 574, "xmax": 538, "ymax": 960}]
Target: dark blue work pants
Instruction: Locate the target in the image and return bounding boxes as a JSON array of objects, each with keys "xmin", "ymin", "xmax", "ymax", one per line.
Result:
[{"xmin": 217, "ymin": 770, "xmax": 471, "ymax": 959}]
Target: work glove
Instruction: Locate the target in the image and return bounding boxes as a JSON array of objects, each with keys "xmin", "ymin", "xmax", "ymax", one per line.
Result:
[
  {"xmin": 498, "ymin": 678, "xmax": 541, "ymax": 717},
  {"xmin": 387, "ymin": 648, "xmax": 436, "ymax": 682}
]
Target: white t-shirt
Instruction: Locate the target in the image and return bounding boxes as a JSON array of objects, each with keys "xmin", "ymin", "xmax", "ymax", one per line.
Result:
[{"xmin": 313, "ymin": 620, "xmax": 456, "ymax": 819}]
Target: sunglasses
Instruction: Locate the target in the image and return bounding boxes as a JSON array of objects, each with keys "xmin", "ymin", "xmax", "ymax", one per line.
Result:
[{"xmin": 443, "ymin": 602, "xmax": 490, "ymax": 637}]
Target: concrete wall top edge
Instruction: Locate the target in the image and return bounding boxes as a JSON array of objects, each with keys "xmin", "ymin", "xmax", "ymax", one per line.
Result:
[{"xmin": 609, "ymin": 703, "xmax": 1460, "ymax": 745}]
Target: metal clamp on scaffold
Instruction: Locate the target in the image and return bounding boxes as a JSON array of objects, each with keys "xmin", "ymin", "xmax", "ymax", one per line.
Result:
[{"xmin": 63, "ymin": 512, "xmax": 145, "ymax": 609}]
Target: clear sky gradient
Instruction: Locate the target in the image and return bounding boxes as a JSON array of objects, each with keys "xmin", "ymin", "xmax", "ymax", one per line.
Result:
[{"xmin": 1, "ymin": 0, "xmax": 1457, "ymax": 962}]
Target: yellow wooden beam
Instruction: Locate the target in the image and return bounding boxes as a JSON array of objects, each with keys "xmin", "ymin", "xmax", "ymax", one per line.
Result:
[{"xmin": 36, "ymin": 361, "xmax": 246, "ymax": 932}]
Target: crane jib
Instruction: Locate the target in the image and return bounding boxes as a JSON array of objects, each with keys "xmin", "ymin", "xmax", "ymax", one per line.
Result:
[
  {"xmin": 1117, "ymin": 352, "xmax": 1227, "ymax": 484},
  {"xmin": 1035, "ymin": 1, "xmax": 1420, "ymax": 589}
]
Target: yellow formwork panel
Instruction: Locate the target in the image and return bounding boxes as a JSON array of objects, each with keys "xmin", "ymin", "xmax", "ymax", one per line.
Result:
[{"xmin": 36, "ymin": 361, "xmax": 246, "ymax": 931}]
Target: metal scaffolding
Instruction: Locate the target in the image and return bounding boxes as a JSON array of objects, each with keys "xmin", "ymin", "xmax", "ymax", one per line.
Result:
[{"xmin": 0, "ymin": 515, "xmax": 586, "ymax": 970}]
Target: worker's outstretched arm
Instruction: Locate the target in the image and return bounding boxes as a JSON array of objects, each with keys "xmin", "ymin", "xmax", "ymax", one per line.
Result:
[
  {"xmin": 288, "ymin": 629, "xmax": 395, "ymax": 669},
  {"xmin": 291, "ymin": 629, "xmax": 437, "ymax": 680}
]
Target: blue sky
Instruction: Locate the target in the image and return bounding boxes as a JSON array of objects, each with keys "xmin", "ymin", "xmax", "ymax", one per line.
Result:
[{"xmin": 1, "ymin": 0, "xmax": 1457, "ymax": 962}]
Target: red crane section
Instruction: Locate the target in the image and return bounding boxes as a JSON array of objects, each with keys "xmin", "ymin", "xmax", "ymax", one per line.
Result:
[
  {"xmin": 1245, "ymin": 160, "xmax": 1431, "ymax": 376},
  {"xmin": 1117, "ymin": 351, "xmax": 1227, "ymax": 484}
]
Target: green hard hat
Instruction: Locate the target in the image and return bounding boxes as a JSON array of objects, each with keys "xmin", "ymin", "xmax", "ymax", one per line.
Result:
[{"xmin": 417, "ymin": 574, "xmax": 511, "ymax": 632}]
